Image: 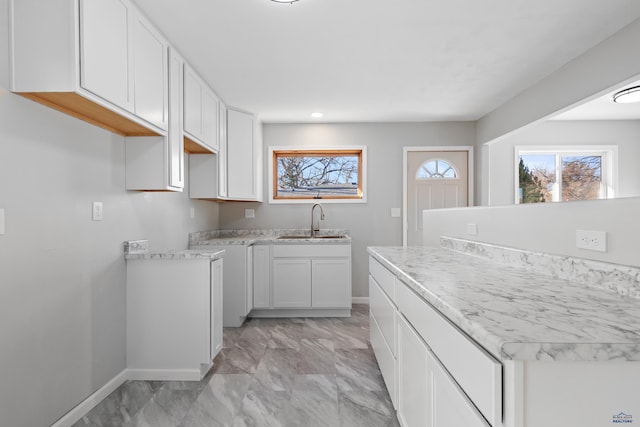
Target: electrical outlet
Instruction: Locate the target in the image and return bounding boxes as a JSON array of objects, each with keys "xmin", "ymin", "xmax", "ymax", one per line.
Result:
[
  {"xmin": 390, "ymin": 208, "xmax": 401, "ymax": 218},
  {"xmin": 576, "ymin": 230, "xmax": 607, "ymax": 252},
  {"xmin": 0, "ymin": 208, "xmax": 5, "ymax": 235},
  {"xmin": 245, "ymin": 209, "xmax": 255, "ymax": 219},
  {"xmin": 466, "ymin": 223, "xmax": 478, "ymax": 236},
  {"xmin": 190, "ymin": 207, "xmax": 195, "ymax": 219},
  {"xmin": 92, "ymin": 202, "xmax": 103, "ymax": 221}
]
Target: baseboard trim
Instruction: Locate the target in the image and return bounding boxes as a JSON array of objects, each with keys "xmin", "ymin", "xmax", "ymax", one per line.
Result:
[
  {"xmin": 127, "ymin": 368, "xmax": 206, "ymax": 382},
  {"xmin": 352, "ymin": 297, "xmax": 369, "ymax": 304},
  {"xmin": 51, "ymin": 369, "xmax": 128, "ymax": 427}
]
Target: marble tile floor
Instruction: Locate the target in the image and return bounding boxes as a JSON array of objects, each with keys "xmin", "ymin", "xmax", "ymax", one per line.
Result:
[{"xmin": 73, "ymin": 304, "xmax": 400, "ymax": 427}]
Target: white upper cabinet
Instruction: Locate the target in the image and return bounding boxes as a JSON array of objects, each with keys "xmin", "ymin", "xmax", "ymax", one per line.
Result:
[
  {"xmin": 183, "ymin": 64, "xmax": 219, "ymax": 153},
  {"xmin": 132, "ymin": 12, "xmax": 169, "ymax": 130},
  {"xmin": 10, "ymin": 0, "xmax": 168, "ymax": 136},
  {"xmin": 125, "ymin": 47, "xmax": 184, "ymax": 192},
  {"xmin": 226, "ymin": 108, "xmax": 262, "ymax": 201},
  {"xmin": 79, "ymin": 0, "xmax": 133, "ymax": 111}
]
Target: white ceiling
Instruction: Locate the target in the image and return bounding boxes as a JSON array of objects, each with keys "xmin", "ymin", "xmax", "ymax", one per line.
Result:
[{"xmin": 133, "ymin": 0, "xmax": 640, "ymax": 123}]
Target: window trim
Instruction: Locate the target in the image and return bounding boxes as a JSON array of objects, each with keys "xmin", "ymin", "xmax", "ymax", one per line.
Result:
[
  {"xmin": 268, "ymin": 146, "xmax": 367, "ymax": 204},
  {"xmin": 514, "ymin": 145, "xmax": 619, "ymax": 204}
]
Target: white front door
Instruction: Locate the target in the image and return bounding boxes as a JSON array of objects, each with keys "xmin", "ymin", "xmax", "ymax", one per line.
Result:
[{"xmin": 404, "ymin": 149, "xmax": 471, "ymax": 246}]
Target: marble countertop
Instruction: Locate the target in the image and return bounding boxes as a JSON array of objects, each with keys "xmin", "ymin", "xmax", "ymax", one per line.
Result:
[
  {"xmin": 368, "ymin": 245, "xmax": 640, "ymax": 362},
  {"xmin": 189, "ymin": 229, "xmax": 352, "ymax": 246},
  {"xmin": 125, "ymin": 249, "xmax": 225, "ymax": 261}
]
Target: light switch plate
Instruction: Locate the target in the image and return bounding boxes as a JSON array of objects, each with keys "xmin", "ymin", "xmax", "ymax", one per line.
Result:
[
  {"xmin": 0, "ymin": 208, "xmax": 5, "ymax": 235},
  {"xmin": 190, "ymin": 207, "xmax": 195, "ymax": 219},
  {"xmin": 390, "ymin": 208, "xmax": 401, "ymax": 218},
  {"xmin": 245, "ymin": 209, "xmax": 255, "ymax": 219},
  {"xmin": 467, "ymin": 223, "xmax": 478, "ymax": 236}
]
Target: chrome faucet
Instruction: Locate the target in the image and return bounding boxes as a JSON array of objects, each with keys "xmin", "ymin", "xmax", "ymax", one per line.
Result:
[{"xmin": 311, "ymin": 203, "xmax": 325, "ymax": 238}]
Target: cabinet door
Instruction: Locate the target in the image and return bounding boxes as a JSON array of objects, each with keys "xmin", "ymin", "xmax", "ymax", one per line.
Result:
[
  {"xmin": 167, "ymin": 49, "xmax": 184, "ymax": 189},
  {"xmin": 202, "ymin": 90, "xmax": 220, "ymax": 152},
  {"xmin": 429, "ymin": 352, "xmax": 489, "ymax": 427},
  {"xmin": 253, "ymin": 245, "xmax": 271, "ymax": 308},
  {"xmin": 311, "ymin": 258, "xmax": 351, "ymax": 308},
  {"xmin": 132, "ymin": 13, "xmax": 168, "ymax": 130},
  {"xmin": 183, "ymin": 64, "xmax": 202, "ymax": 141},
  {"xmin": 211, "ymin": 259, "xmax": 223, "ymax": 359},
  {"xmin": 226, "ymin": 108, "xmax": 256, "ymax": 199},
  {"xmin": 397, "ymin": 313, "xmax": 431, "ymax": 427},
  {"xmin": 245, "ymin": 246, "xmax": 254, "ymax": 315},
  {"xmin": 218, "ymin": 103, "xmax": 228, "ymax": 198},
  {"xmin": 272, "ymin": 258, "xmax": 311, "ymax": 308},
  {"xmin": 79, "ymin": 0, "xmax": 133, "ymax": 110}
]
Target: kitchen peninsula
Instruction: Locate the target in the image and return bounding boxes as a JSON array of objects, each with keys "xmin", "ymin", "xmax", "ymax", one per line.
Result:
[{"xmin": 368, "ymin": 237, "xmax": 640, "ymax": 427}]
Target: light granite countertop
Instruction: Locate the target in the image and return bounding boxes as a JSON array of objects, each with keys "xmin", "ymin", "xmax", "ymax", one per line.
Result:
[
  {"xmin": 189, "ymin": 229, "xmax": 352, "ymax": 247},
  {"xmin": 125, "ymin": 249, "xmax": 226, "ymax": 261},
  {"xmin": 368, "ymin": 245, "xmax": 640, "ymax": 362}
]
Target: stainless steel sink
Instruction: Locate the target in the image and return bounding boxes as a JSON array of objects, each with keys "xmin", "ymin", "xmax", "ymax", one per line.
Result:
[{"xmin": 277, "ymin": 235, "xmax": 346, "ymax": 240}]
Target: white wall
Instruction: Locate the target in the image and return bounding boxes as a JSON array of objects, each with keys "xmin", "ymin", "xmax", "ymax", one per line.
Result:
[
  {"xmin": 476, "ymin": 18, "xmax": 640, "ymax": 145},
  {"xmin": 422, "ymin": 197, "xmax": 640, "ymax": 267},
  {"xmin": 219, "ymin": 122, "xmax": 476, "ymax": 298},
  {"xmin": 0, "ymin": 2, "xmax": 219, "ymax": 425},
  {"xmin": 486, "ymin": 120, "xmax": 640, "ymax": 206}
]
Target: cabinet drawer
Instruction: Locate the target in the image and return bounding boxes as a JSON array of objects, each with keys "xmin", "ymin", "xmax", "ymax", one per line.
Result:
[
  {"xmin": 272, "ymin": 244, "xmax": 350, "ymax": 258},
  {"xmin": 370, "ymin": 312, "xmax": 397, "ymax": 408},
  {"xmin": 369, "ymin": 256, "xmax": 395, "ymax": 301},
  {"xmin": 396, "ymin": 280, "xmax": 502, "ymax": 427},
  {"xmin": 369, "ymin": 276, "xmax": 396, "ymax": 356}
]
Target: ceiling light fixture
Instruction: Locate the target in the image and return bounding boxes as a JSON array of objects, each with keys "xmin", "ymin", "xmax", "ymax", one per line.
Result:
[
  {"xmin": 270, "ymin": 0, "xmax": 300, "ymax": 4},
  {"xmin": 311, "ymin": 112, "xmax": 323, "ymax": 118},
  {"xmin": 613, "ymin": 86, "xmax": 640, "ymax": 104}
]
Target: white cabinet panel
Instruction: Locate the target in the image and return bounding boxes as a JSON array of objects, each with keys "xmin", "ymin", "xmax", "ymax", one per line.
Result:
[
  {"xmin": 369, "ymin": 256, "xmax": 396, "ymax": 301},
  {"xmin": 253, "ymin": 245, "xmax": 271, "ymax": 309},
  {"xmin": 203, "ymin": 91, "xmax": 220, "ymax": 152},
  {"xmin": 183, "ymin": 64, "xmax": 219, "ymax": 153},
  {"xmin": 167, "ymin": 48, "xmax": 184, "ymax": 189},
  {"xmin": 211, "ymin": 259, "xmax": 223, "ymax": 357},
  {"xmin": 370, "ymin": 311, "xmax": 397, "ymax": 409},
  {"xmin": 133, "ymin": 13, "xmax": 168, "ymax": 130},
  {"xmin": 311, "ymin": 259, "xmax": 351, "ymax": 308},
  {"xmin": 227, "ymin": 108, "xmax": 256, "ymax": 200},
  {"xmin": 126, "ymin": 258, "xmax": 220, "ymax": 380},
  {"xmin": 183, "ymin": 65, "xmax": 202, "ymax": 141},
  {"xmin": 430, "ymin": 352, "xmax": 490, "ymax": 427},
  {"xmin": 369, "ymin": 275, "xmax": 396, "ymax": 356},
  {"xmin": 272, "ymin": 258, "xmax": 312, "ymax": 308},
  {"xmin": 397, "ymin": 313, "xmax": 431, "ymax": 427},
  {"xmin": 396, "ymin": 280, "xmax": 501, "ymax": 426},
  {"xmin": 80, "ymin": 0, "xmax": 133, "ymax": 110}
]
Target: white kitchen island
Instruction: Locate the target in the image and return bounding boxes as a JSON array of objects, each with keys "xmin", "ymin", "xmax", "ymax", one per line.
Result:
[{"xmin": 368, "ymin": 238, "xmax": 640, "ymax": 427}]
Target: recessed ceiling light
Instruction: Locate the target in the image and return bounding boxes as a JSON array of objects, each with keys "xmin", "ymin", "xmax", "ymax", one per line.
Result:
[
  {"xmin": 613, "ymin": 86, "xmax": 640, "ymax": 104},
  {"xmin": 271, "ymin": 0, "xmax": 299, "ymax": 3},
  {"xmin": 311, "ymin": 112, "xmax": 324, "ymax": 118}
]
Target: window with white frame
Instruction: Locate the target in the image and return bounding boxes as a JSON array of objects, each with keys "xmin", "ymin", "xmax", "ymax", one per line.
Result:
[
  {"xmin": 269, "ymin": 147, "xmax": 367, "ymax": 203},
  {"xmin": 515, "ymin": 146, "xmax": 617, "ymax": 204}
]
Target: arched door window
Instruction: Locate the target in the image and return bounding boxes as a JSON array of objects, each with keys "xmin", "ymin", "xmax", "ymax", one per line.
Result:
[{"xmin": 416, "ymin": 159, "xmax": 458, "ymax": 179}]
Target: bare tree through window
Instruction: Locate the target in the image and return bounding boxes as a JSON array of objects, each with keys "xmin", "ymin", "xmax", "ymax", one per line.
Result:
[{"xmin": 273, "ymin": 150, "xmax": 363, "ymax": 199}]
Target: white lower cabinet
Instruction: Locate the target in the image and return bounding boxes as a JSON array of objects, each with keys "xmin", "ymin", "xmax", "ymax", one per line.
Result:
[
  {"xmin": 253, "ymin": 243, "xmax": 351, "ymax": 314},
  {"xmin": 126, "ymin": 257, "xmax": 223, "ymax": 381},
  {"xmin": 370, "ymin": 256, "xmax": 494, "ymax": 427},
  {"xmin": 429, "ymin": 351, "xmax": 489, "ymax": 427},
  {"xmin": 397, "ymin": 313, "xmax": 431, "ymax": 427},
  {"xmin": 272, "ymin": 258, "xmax": 312, "ymax": 308},
  {"xmin": 253, "ymin": 245, "xmax": 271, "ymax": 308}
]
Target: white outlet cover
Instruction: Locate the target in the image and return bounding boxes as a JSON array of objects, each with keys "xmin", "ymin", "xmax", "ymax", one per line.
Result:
[
  {"xmin": 576, "ymin": 229, "xmax": 607, "ymax": 252},
  {"xmin": 390, "ymin": 208, "xmax": 401, "ymax": 218},
  {"xmin": 245, "ymin": 209, "xmax": 255, "ymax": 219},
  {"xmin": 92, "ymin": 202, "xmax": 103, "ymax": 221},
  {"xmin": 466, "ymin": 223, "xmax": 478, "ymax": 236},
  {"xmin": 0, "ymin": 208, "xmax": 5, "ymax": 235}
]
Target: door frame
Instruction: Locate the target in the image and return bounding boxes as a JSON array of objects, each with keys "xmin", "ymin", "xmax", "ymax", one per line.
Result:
[{"xmin": 403, "ymin": 146, "xmax": 475, "ymax": 246}]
